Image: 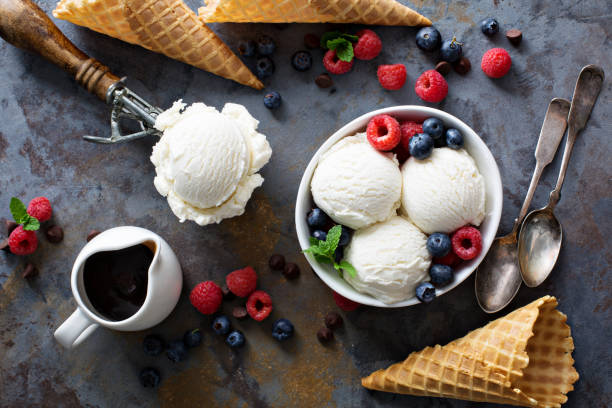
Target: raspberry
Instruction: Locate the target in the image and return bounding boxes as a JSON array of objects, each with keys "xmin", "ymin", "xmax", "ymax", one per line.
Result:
[
  {"xmin": 246, "ymin": 290, "xmax": 273, "ymax": 321},
  {"xmin": 481, "ymin": 48, "xmax": 512, "ymax": 78},
  {"xmin": 8, "ymin": 226, "xmax": 38, "ymax": 255},
  {"xmin": 333, "ymin": 291, "xmax": 360, "ymax": 311},
  {"xmin": 323, "ymin": 50, "xmax": 353, "ymax": 75},
  {"xmin": 27, "ymin": 197, "xmax": 52, "ymax": 222},
  {"xmin": 377, "ymin": 64, "xmax": 407, "ymax": 90},
  {"xmin": 415, "ymin": 69, "xmax": 448, "ymax": 103},
  {"xmin": 354, "ymin": 29, "xmax": 382, "ymax": 60},
  {"xmin": 366, "ymin": 114, "xmax": 401, "ymax": 151},
  {"xmin": 451, "ymin": 226, "xmax": 483, "ymax": 260},
  {"xmin": 226, "ymin": 266, "xmax": 257, "ymax": 297},
  {"xmin": 189, "ymin": 281, "xmax": 223, "ymax": 314},
  {"xmin": 434, "ymin": 251, "xmax": 461, "ymax": 267},
  {"xmin": 399, "ymin": 121, "xmax": 423, "ymax": 151}
]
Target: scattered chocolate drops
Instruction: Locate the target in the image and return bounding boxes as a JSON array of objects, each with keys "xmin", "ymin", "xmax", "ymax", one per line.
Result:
[
  {"xmin": 324, "ymin": 312, "xmax": 343, "ymax": 330},
  {"xmin": 86, "ymin": 230, "xmax": 101, "ymax": 242},
  {"xmin": 139, "ymin": 367, "xmax": 161, "ymax": 388},
  {"xmin": 304, "ymin": 33, "xmax": 320, "ymax": 49},
  {"xmin": 453, "ymin": 57, "xmax": 471, "ymax": 75},
  {"xmin": 5, "ymin": 219, "xmax": 17, "ymax": 235},
  {"xmin": 268, "ymin": 254, "xmax": 285, "ymax": 271},
  {"xmin": 22, "ymin": 262, "xmax": 38, "ymax": 279},
  {"xmin": 45, "ymin": 225, "xmax": 64, "ymax": 243},
  {"xmin": 222, "ymin": 284, "xmax": 236, "ymax": 300},
  {"xmin": 283, "ymin": 262, "xmax": 300, "ymax": 280},
  {"xmin": 0, "ymin": 238, "xmax": 9, "ymax": 252},
  {"xmin": 317, "ymin": 327, "xmax": 334, "ymax": 343},
  {"xmin": 506, "ymin": 29, "xmax": 523, "ymax": 46},
  {"xmin": 232, "ymin": 306, "xmax": 248, "ymax": 319},
  {"xmin": 435, "ymin": 61, "xmax": 451, "ymax": 76},
  {"xmin": 315, "ymin": 73, "xmax": 333, "ymax": 88}
]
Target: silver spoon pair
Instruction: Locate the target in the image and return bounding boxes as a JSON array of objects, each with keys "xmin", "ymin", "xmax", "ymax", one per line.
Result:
[{"xmin": 476, "ymin": 65, "xmax": 604, "ymax": 313}]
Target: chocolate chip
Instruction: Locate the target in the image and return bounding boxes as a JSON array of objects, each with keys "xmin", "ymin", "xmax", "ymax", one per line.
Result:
[
  {"xmin": 0, "ymin": 238, "xmax": 9, "ymax": 252},
  {"xmin": 324, "ymin": 312, "xmax": 343, "ymax": 330},
  {"xmin": 506, "ymin": 29, "xmax": 522, "ymax": 46},
  {"xmin": 317, "ymin": 327, "xmax": 334, "ymax": 343},
  {"xmin": 329, "ymin": 87, "xmax": 337, "ymax": 94},
  {"xmin": 87, "ymin": 230, "xmax": 101, "ymax": 242},
  {"xmin": 453, "ymin": 57, "xmax": 471, "ymax": 75},
  {"xmin": 315, "ymin": 73, "xmax": 333, "ymax": 89},
  {"xmin": 304, "ymin": 33, "xmax": 320, "ymax": 49},
  {"xmin": 282, "ymin": 262, "xmax": 300, "ymax": 280},
  {"xmin": 45, "ymin": 225, "xmax": 64, "ymax": 243},
  {"xmin": 222, "ymin": 284, "xmax": 235, "ymax": 300},
  {"xmin": 232, "ymin": 306, "xmax": 248, "ymax": 319},
  {"xmin": 22, "ymin": 263, "xmax": 38, "ymax": 279},
  {"xmin": 435, "ymin": 61, "xmax": 451, "ymax": 76},
  {"xmin": 5, "ymin": 219, "xmax": 17, "ymax": 236},
  {"xmin": 268, "ymin": 254, "xmax": 286, "ymax": 271}
]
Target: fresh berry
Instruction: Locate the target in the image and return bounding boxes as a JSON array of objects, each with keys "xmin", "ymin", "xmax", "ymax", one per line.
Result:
[
  {"xmin": 272, "ymin": 318, "xmax": 294, "ymax": 341},
  {"xmin": 268, "ymin": 254, "xmax": 286, "ymax": 270},
  {"xmin": 366, "ymin": 114, "xmax": 401, "ymax": 151},
  {"xmin": 246, "ymin": 290, "xmax": 273, "ymax": 321},
  {"xmin": 446, "ymin": 128, "xmax": 464, "ymax": 149},
  {"xmin": 324, "ymin": 312, "xmax": 343, "ymax": 330},
  {"xmin": 226, "ymin": 330, "xmax": 245, "ymax": 348},
  {"xmin": 45, "ymin": 225, "xmax": 63, "ymax": 243},
  {"xmin": 139, "ymin": 367, "xmax": 161, "ymax": 388},
  {"xmin": 377, "ymin": 64, "xmax": 407, "ymax": 90},
  {"xmin": 415, "ymin": 70, "xmax": 448, "ymax": 103},
  {"xmin": 237, "ymin": 40, "xmax": 256, "ymax": 57},
  {"xmin": 317, "ymin": 327, "xmax": 334, "ymax": 343},
  {"xmin": 312, "ymin": 230, "xmax": 327, "ymax": 241},
  {"xmin": 323, "ymin": 50, "xmax": 353, "ymax": 75},
  {"xmin": 183, "ymin": 329, "xmax": 203, "ymax": 348},
  {"xmin": 399, "ymin": 121, "xmax": 423, "ymax": 151},
  {"xmin": 27, "ymin": 197, "xmax": 52, "ymax": 222},
  {"xmin": 481, "ymin": 48, "xmax": 512, "ymax": 78},
  {"xmin": 212, "ymin": 315, "xmax": 231, "ymax": 336},
  {"xmin": 426, "ymin": 232, "xmax": 452, "ymax": 257},
  {"xmin": 256, "ymin": 57, "xmax": 275, "ymax": 79},
  {"xmin": 440, "ymin": 37, "xmax": 462, "ymax": 63},
  {"xmin": 434, "ymin": 251, "xmax": 461, "ymax": 267},
  {"xmin": 338, "ymin": 226, "xmax": 352, "ymax": 247},
  {"xmin": 422, "ymin": 117, "xmax": 444, "ymax": 140},
  {"xmin": 416, "ymin": 26, "xmax": 441, "ymax": 51},
  {"xmin": 189, "ymin": 281, "xmax": 223, "ymax": 315},
  {"xmin": 8, "ymin": 226, "xmax": 38, "ymax": 255},
  {"xmin": 142, "ymin": 334, "xmax": 165, "ymax": 356},
  {"xmin": 409, "ymin": 133, "xmax": 434, "ymax": 160},
  {"xmin": 307, "ymin": 208, "xmax": 330, "ymax": 229},
  {"xmin": 429, "ymin": 264, "xmax": 454, "ymax": 287},
  {"xmin": 282, "ymin": 262, "xmax": 300, "ymax": 280},
  {"xmin": 226, "ymin": 266, "xmax": 257, "ymax": 297},
  {"xmin": 415, "ymin": 282, "xmax": 436, "ymax": 303},
  {"xmin": 263, "ymin": 91, "xmax": 282, "ymax": 110},
  {"xmin": 166, "ymin": 340, "xmax": 187, "ymax": 362},
  {"xmin": 333, "ymin": 246, "xmax": 344, "ymax": 264},
  {"xmin": 292, "ymin": 51, "xmax": 313, "ymax": 71},
  {"xmin": 257, "ymin": 35, "xmax": 276, "ymax": 55},
  {"xmin": 452, "ymin": 226, "xmax": 483, "ymax": 260},
  {"xmin": 333, "ymin": 291, "xmax": 360, "ymax": 311},
  {"xmin": 480, "ymin": 17, "xmax": 500, "ymax": 36},
  {"xmin": 354, "ymin": 29, "xmax": 382, "ymax": 60}
]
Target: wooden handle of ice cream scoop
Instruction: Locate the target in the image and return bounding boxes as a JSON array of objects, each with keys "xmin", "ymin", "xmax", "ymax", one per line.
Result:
[{"xmin": 0, "ymin": 0, "xmax": 120, "ymax": 101}]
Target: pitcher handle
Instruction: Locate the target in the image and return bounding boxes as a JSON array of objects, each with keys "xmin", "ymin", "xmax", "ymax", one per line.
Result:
[{"xmin": 54, "ymin": 308, "xmax": 99, "ymax": 348}]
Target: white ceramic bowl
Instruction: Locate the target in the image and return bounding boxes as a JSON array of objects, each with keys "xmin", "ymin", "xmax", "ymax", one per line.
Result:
[{"xmin": 295, "ymin": 106, "xmax": 503, "ymax": 308}]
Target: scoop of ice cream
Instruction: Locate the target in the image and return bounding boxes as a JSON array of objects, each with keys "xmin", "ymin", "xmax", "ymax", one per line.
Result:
[
  {"xmin": 401, "ymin": 147, "xmax": 485, "ymax": 234},
  {"xmin": 151, "ymin": 100, "xmax": 271, "ymax": 225},
  {"xmin": 344, "ymin": 216, "xmax": 431, "ymax": 304},
  {"xmin": 311, "ymin": 133, "xmax": 402, "ymax": 230}
]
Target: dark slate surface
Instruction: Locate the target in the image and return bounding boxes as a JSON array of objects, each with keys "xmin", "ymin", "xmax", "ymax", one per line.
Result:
[{"xmin": 0, "ymin": 0, "xmax": 610, "ymax": 406}]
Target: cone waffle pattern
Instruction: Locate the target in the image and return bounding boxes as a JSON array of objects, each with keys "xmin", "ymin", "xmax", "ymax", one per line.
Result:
[
  {"xmin": 362, "ymin": 296, "xmax": 578, "ymax": 407},
  {"xmin": 53, "ymin": 0, "xmax": 263, "ymax": 89}
]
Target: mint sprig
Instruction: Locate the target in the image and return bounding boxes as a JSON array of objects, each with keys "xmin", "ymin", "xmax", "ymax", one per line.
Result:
[
  {"xmin": 10, "ymin": 197, "xmax": 40, "ymax": 231},
  {"xmin": 304, "ymin": 225, "xmax": 356, "ymax": 278},
  {"xmin": 320, "ymin": 31, "xmax": 359, "ymax": 62}
]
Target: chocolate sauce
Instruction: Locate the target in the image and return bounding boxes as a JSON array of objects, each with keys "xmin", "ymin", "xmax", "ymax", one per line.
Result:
[{"xmin": 83, "ymin": 244, "xmax": 153, "ymax": 321}]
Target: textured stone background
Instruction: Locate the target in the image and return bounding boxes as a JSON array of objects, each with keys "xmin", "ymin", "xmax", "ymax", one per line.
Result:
[{"xmin": 0, "ymin": 0, "xmax": 610, "ymax": 407}]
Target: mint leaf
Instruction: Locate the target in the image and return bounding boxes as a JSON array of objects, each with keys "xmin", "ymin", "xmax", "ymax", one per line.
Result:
[
  {"xmin": 22, "ymin": 217, "xmax": 40, "ymax": 231},
  {"xmin": 325, "ymin": 225, "xmax": 342, "ymax": 254},
  {"xmin": 309, "ymin": 237, "xmax": 320, "ymax": 247},
  {"xmin": 326, "ymin": 38, "xmax": 349, "ymax": 50},
  {"xmin": 320, "ymin": 31, "xmax": 343, "ymax": 48},
  {"xmin": 338, "ymin": 260, "xmax": 356, "ymax": 278},
  {"xmin": 340, "ymin": 33, "xmax": 359, "ymax": 42},
  {"xmin": 335, "ymin": 42, "xmax": 354, "ymax": 62},
  {"xmin": 10, "ymin": 197, "xmax": 28, "ymax": 224},
  {"xmin": 315, "ymin": 254, "xmax": 332, "ymax": 264}
]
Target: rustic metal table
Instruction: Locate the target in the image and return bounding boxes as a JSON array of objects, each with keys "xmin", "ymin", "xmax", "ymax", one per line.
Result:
[{"xmin": 1, "ymin": 0, "xmax": 610, "ymax": 406}]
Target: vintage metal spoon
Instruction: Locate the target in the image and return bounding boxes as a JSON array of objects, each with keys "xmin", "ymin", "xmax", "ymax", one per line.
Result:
[
  {"xmin": 475, "ymin": 98, "xmax": 570, "ymax": 313},
  {"xmin": 0, "ymin": 0, "xmax": 162, "ymax": 143},
  {"xmin": 518, "ymin": 65, "xmax": 604, "ymax": 287}
]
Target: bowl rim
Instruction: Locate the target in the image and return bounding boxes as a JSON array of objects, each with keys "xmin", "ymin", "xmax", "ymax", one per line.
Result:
[{"xmin": 295, "ymin": 105, "xmax": 503, "ymax": 308}]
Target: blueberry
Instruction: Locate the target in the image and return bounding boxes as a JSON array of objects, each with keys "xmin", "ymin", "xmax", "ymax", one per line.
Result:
[
  {"xmin": 415, "ymin": 27, "xmax": 441, "ymax": 51},
  {"xmin": 257, "ymin": 35, "xmax": 276, "ymax": 55},
  {"xmin": 409, "ymin": 133, "xmax": 434, "ymax": 160},
  {"xmin": 307, "ymin": 208, "xmax": 330, "ymax": 229},
  {"xmin": 226, "ymin": 330, "xmax": 245, "ymax": 348},
  {"xmin": 426, "ymin": 233, "xmax": 452, "ymax": 257},
  {"xmin": 312, "ymin": 230, "xmax": 327, "ymax": 241},
  {"xmin": 212, "ymin": 315, "xmax": 231, "ymax": 336},
  {"xmin": 142, "ymin": 334, "xmax": 165, "ymax": 356},
  {"xmin": 166, "ymin": 340, "xmax": 187, "ymax": 362},
  {"xmin": 338, "ymin": 226, "xmax": 352, "ymax": 247},
  {"xmin": 440, "ymin": 38, "xmax": 462, "ymax": 63},
  {"xmin": 415, "ymin": 282, "xmax": 436, "ymax": 303},
  {"xmin": 291, "ymin": 50, "xmax": 313, "ymax": 72},
  {"xmin": 480, "ymin": 17, "xmax": 499, "ymax": 36},
  {"xmin": 256, "ymin": 56, "xmax": 275, "ymax": 79},
  {"xmin": 263, "ymin": 91, "xmax": 282, "ymax": 110},
  {"xmin": 237, "ymin": 40, "xmax": 256, "ymax": 57},
  {"xmin": 422, "ymin": 117, "xmax": 444, "ymax": 139},
  {"xmin": 334, "ymin": 246, "xmax": 344, "ymax": 263},
  {"xmin": 445, "ymin": 128, "xmax": 464, "ymax": 149},
  {"xmin": 183, "ymin": 329, "xmax": 202, "ymax": 348},
  {"xmin": 139, "ymin": 367, "xmax": 161, "ymax": 388},
  {"xmin": 272, "ymin": 318, "xmax": 294, "ymax": 341},
  {"xmin": 429, "ymin": 264, "xmax": 454, "ymax": 287}
]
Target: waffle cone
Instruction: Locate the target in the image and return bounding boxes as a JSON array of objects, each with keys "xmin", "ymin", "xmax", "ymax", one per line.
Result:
[
  {"xmin": 199, "ymin": 0, "xmax": 431, "ymax": 25},
  {"xmin": 53, "ymin": 0, "xmax": 263, "ymax": 89},
  {"xmin": 362, "ymin": 296, "xmax": 578, "ymax": 407}
]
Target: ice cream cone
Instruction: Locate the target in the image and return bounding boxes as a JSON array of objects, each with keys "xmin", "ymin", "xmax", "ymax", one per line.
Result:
[
  {"xmin": 362, "ymin": 296, "xmax": 578, "ymax": 407},
  {"xmin": 53, "ymin": 0, "xmax": 263, "ymax": 89},
  {"xmin": 199, "ymin": 0, "xmax": 431, "ymax": 26}
]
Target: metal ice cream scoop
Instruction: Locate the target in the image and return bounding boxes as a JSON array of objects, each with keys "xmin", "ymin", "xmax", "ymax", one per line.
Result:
[{"xmin": 0, "ymin": 0, "xmax": 163, "ymax": 144}]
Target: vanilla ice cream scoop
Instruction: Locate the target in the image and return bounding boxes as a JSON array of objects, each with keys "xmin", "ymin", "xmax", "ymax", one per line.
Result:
[
  {"xmin": 151, "ymin": 100, "xmax": 271, "ymax": 225},
  {"xmin": 311, "ymin": 133, "xmax": 402, "ymax": 230},
  {"xmin": 344, "ymin": 216, "xmax": 431, "ymax": 304},
  {"xmin": 401, "ymin": 147, "xmax": 485, "ymax": 234}
]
